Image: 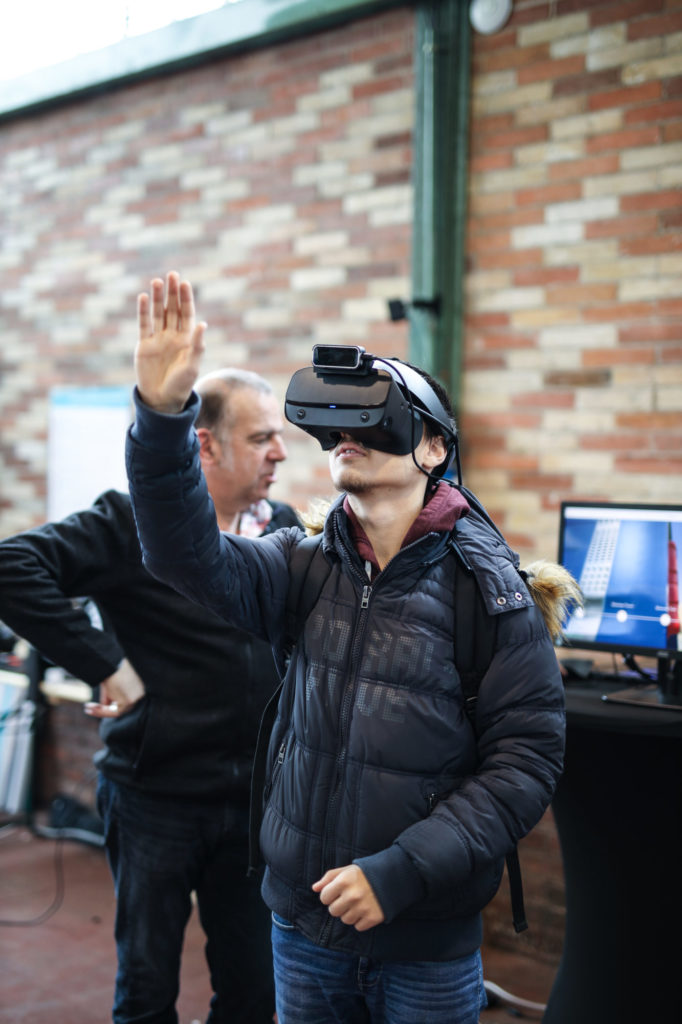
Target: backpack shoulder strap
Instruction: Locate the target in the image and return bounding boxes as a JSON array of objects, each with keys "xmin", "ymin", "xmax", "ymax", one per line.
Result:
[
  {"xmin": 451, "ymin": 534, "xmax": 529, "ymax": 934},
  {"xmin": 282, "ymin": 532, "xmax": 331, "ymax": 663},
  {"xmin": 248, "ymin": 533, "xmax": 331, "ymax": 875},
  {"xmin": 451, "ymin": 553, "xmax": 491, "ymax": 723}
]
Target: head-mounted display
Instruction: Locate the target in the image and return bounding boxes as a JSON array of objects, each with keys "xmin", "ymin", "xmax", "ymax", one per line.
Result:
[{"xmin": 284, "ymin": 346, "xmax": 456, "ymax": 468}]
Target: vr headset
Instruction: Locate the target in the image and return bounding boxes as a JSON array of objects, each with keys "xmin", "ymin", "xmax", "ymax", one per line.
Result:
[{"xmin": 284, "ymin": 345, "xmax": 458, "ymax": 477}]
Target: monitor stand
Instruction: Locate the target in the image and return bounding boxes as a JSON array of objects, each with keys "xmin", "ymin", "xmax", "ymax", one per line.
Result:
[{"xmin": 602, "ymin": 654, "xmax": 682, "ymax": 711}]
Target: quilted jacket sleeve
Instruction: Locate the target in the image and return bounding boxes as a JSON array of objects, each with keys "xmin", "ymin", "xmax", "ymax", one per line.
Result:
[{"xmin": 125, "ymin": 388, "xmax": 301, "ymax": 650}]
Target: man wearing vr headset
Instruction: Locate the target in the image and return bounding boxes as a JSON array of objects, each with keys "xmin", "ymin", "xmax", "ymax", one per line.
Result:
[{"xmin": 125, "ymin": 272, "xmax": 567, "ymax": 1024}]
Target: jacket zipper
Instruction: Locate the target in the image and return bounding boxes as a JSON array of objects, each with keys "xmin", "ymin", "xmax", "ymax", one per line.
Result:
[
  {"xmin": 319, "ymin": 570, "xmax": 373, "ymax": 946},
  {"xmin": 316, "ymin": 524, "xmax": 449, "ymax": 945}
]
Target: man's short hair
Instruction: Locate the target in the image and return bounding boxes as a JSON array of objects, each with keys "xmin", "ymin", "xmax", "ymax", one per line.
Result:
[{"xmin": 195, "ymin": 369, "xmax": 274, "ymax": 434}]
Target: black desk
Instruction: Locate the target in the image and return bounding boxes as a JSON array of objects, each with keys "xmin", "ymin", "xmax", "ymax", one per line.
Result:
[{"xmin": 543, "ymin": 678, "xmax": 682, "ymax": 1024}]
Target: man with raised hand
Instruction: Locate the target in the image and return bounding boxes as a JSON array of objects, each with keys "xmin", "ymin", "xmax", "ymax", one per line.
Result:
[{"xmin": 125, "ymin": 271, "xmax": 567, "ymax": 1024}]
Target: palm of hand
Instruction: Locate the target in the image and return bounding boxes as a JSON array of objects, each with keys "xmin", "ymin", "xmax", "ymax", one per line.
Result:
[{"xmin": 135, "ymin": 271, "xmax": 206, "ymax": 413}]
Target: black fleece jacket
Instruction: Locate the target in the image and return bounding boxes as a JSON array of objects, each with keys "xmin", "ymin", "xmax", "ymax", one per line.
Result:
[{"xmin": 0, "ymin": 489, "xmax": 299, "ymax": 799}]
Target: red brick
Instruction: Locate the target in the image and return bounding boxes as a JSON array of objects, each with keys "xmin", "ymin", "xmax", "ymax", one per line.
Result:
[
  {"xmin": 621, "ymin": 189, "xmax": 682, "ymax": 211},
  {"xmin": 470, "ymin": 150, "xmax": 515, "ymax": 173},
  {"xmin": 654, "ymin": 298, "xmax": 682, "ymax": 317},
  {"xmin": 227, "ymin": 196, "xmax": 275, "ymax": 213},
  {"xmin": 544, "ymin": 369, "xmax": 612, "ymax": 387},
  {"xmin": 582, "ymin": 302, "xmax": 658, "ymax": 321},
  {"xmin": 475, "ymin": 248, "xmax": 545, "ymax": 270},
  {"xmin": 508, "ymin": 2, "xmax": 566, "ymax": 27},
  {"xmin": 462, "ymin": 425, "xmax": 508, "ymax": 452},
  {"xmin": 657, "ymin": 346, "xmax": 682, "ymax": 372},
  {"xmin": 646, "ymin": 338, "xmax": 680, "ymax": 366},
  {"xmin": 663, "ymin": 121, "xmax": 682, "ymax": 142},
  {"xmin": 590, "ymin": 0, "xmax": 666, "ymax": 28},
  {"xmin": 625, "ymin": 97, "xmax": 682, "ymax": 123},
  {"xmin": 546, "ymin": 283, "xmax": 618, "ymax": 305},
  {"xmin": 471, "ymin": 24, "xmax": 517, "ymax": 53},
  {"xmin": 585, "ymin": 213, "xmax": 659, "ymax": 239},
  {"xmin": 589, "ymin": 80, "xmax": 661, "ymax": 112},
  {"xmin": 619, "ymin": 322, "xmax": 682, "ymax": 343},
  {"xmin": 469, "ymin": 208, "xmax": 543, "ymax": 231},
  {"xmin": 582, "ymin": 346, "xmax": 656, "ymax": 366},
  {"xmin": 620, "ymin": 234, "xmax": 682, "ymax": 255},
  {"xmin": 375, "ymin": 53, "xmax": 413, "ymax": 75},
  {"xmin": 375, "ymin": 169, "xmax": 411, "ymax": 187},
  {"xmin": 580, "ymin": 431, "xmax": 641, "ymax": 451},
  {"xmin": 466, "ymin": 229, "xmax": 512, "ymax": 252},
  {"xmin": 508, "ymin": 470, "xmax": 575, "ymax": 492},
  {"xmin": 468, "ymin": 190, "xmax": 516, "ymax": 215},
  {"xmin": 552, "ymin": 67, "xmax": 620, "ymax": 99},
  {"xmin": 514, "ymin": 267, "xmax": 580, "ymax": 286},
  {"xmin": 518, "ymin": 55, "xmax": 586, "ymax": 86},
  {"xmin": 353, "ymin": 76, "xmax": 407, "ymax": 99},
  {"xmin": 471, "ymin": 124, "xmax": 549, "ymax": 152},
  {"xmin": 654, "ymin": 431, "xmax": 682, "ymax": 451},
  {"xmin": 628, "ymin": 10, "xmax": 682, "ymax": 38},
  {"xmin": 667, "ymin": 74, "xmax": 682, "ymax": 98},
  {"xmin": 617, "ymin": 411, "xmax": 682, "ymax": 429},
  {"xmin": 466, "ymin": 312, "xmax": 511, "ymax": 329},
  {"xmin": 351, "ymin": 36, "xmax": 414, "ymax": 63},
  {"xmin": 463, "ymin": 353, "xmax": 508, "ymax": 370},
  {"xmin": 516, "ymin": 391, "xmax": 576, "ymax": 409},
  {"xmin": 549, "ymin": 153, "xmax": 619, "ymax": 181},
  {"xmin": 516, "ymin": 182, "xmax": 582, "ymax": 206},
  {"xmin": 559, "ymin": 0, "xmax": 620, "ymax": 11},
  {"xmin": 614, "ymin": 456, "xmax": 682, "ymax": 474},
  {"xmin": 473, "ymin": 42, "xmax": 549, "ymax": 75},
  {"xmin": 471, "ymin": 113, "xmax": 515, "ymax": 137},
  {"xmin": 586, "ymin": 126, "xmax": 661, "ymax": 152}
]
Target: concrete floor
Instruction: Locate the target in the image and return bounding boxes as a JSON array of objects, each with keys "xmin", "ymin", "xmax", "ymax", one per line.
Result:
[{"xmin": 1, "ymin": 823, "xmax": 556, "ymax": 1023}]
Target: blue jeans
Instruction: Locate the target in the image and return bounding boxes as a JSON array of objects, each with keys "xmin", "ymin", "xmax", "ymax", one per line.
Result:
[
  {"xmin": 97, "ymin": 776, "xmax": 274, "ymax": 1024},
  {"xmin": 271, "ymin": 913, "xmax": 486, "ymax": 1024}
]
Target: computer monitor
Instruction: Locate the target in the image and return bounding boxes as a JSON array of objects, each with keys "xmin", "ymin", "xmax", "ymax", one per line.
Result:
[{"xmin": 557, "ymin": 500, "xmax": 682, "ymax": 702}]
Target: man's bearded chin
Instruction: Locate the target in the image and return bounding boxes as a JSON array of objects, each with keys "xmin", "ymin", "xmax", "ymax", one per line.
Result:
[{"xmin": 332, "ymin": 466, "xmax": 375, "ymax": 496}]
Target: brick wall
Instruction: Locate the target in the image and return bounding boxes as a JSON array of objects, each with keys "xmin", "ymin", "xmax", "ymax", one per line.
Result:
[
  {"xmin": 465, "ymin": 0, "xmax": 682, "ymax": 563},
  {"xmin": 2, "ymin": 1, "xmax": 679, "ymax": 553},
  {"xmin": 0, "ymin": 6, "xmax": 415, "ymax": 536}
]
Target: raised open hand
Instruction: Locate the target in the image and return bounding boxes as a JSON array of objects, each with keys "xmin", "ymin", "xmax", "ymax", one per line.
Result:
[{"xmin": 135, "ymin": 270, "xmax": 207, "ymax": 413}]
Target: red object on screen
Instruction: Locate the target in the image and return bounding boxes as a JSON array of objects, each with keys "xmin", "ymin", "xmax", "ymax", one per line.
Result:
[{"xmin": 667, "ymin": 529, "xmax": 680, "ymax": 644}]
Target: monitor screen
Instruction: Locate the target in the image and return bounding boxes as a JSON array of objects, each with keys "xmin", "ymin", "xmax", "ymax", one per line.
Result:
[{"xmin": 557, "ymin": 501, "xmax": 682, "ymax": 661}]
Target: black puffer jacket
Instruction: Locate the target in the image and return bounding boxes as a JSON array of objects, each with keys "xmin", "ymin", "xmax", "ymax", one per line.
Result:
[{"xmin": 126, "ymin": 391, "xmax": 565, "ymax": 961}]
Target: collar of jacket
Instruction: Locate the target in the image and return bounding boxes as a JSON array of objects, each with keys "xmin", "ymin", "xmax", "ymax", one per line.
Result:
[{"xmin": 341, "ymin": 482, "xmax": 470, "ymax": 575}]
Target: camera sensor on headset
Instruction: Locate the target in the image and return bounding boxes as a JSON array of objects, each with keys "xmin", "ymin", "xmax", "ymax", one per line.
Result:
[{"xmin": 312, "ymin": 345, "xmax": 368, "ymax": 372}]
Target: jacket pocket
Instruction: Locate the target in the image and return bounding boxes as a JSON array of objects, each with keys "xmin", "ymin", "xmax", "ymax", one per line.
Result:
[{"xmin": 263, "ymin": 736, "xmax": 288, "ymax": 804}]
